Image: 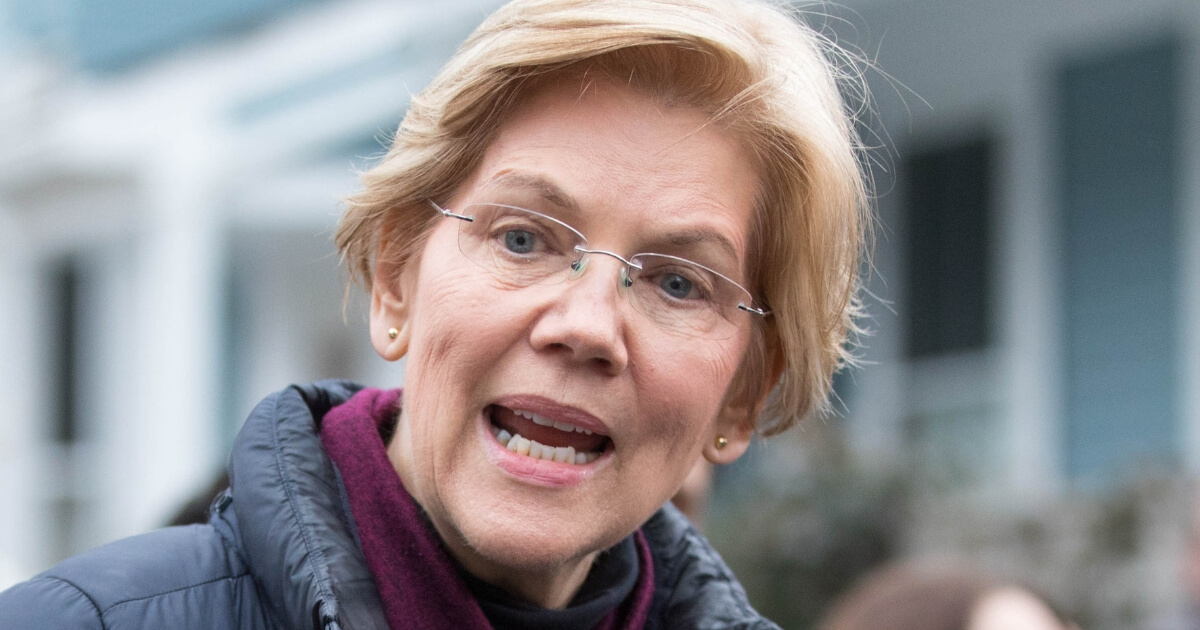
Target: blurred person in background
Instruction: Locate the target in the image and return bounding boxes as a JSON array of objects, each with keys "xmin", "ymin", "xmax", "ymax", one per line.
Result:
[
  {"xmin": 1178, "ymin": 498, "xmax": 1200, "ymax": 630},
  {"xmin": 0, "ymin": 0, "xmax": 869, "ymax": 627},
  {"xmin": 165, "ymin": 471, "xmax": 231, "ymax": 527},
  {"xmin": 1147, "ymin": 496, "xmax": 1200, "ymax": 630},
  {"xmin": 819, "ymin": 561, "xmax": 1076, "ymax": 630}
]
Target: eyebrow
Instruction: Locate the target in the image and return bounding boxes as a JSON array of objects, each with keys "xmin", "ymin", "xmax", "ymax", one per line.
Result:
[
  {"xmin": 663, "ymin": 228, "xmax": 741, "ymax": 269},
  {"xmin": 481, "ymin": 169, "xmax": 742, "ymax": 267},
  {"xmin": 481, "ymin": 171, "xmax": 581, "ymax": 216}
]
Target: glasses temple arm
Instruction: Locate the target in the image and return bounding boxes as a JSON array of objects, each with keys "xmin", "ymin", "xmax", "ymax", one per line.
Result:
[
  {"xmin": 428, "ymin": 199, "xmax": 474, "ymax": 222},
  {"xmin": 737, "ymin": 303, "xmax": 771, "ymax": 317}
]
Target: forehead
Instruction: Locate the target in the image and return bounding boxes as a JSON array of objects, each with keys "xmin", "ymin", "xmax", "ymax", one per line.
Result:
[{"xmin": 456, "ymin": 75, "xmax": 760, "ymax": 262}]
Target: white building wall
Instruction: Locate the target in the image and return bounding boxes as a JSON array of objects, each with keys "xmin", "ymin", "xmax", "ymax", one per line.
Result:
[
  {"xmin": 0, "ymin": 202, "xmax": 40, "ymax": 586},
  {"xmin": 840, "ymin": 0, "xmax": 1200, "ymax": 500},
  {"xmin": 0, "ymin": 0, "xmax": 500, "ymax": 579}
]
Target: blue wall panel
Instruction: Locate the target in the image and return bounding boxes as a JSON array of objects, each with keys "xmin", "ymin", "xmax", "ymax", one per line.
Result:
[{"xmin": 1058, "ymin": 39, "xmax": 1181, "ymax": 484}]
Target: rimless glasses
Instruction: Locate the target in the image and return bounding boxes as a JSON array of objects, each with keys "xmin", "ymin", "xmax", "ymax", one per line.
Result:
[{"xmin": 430, "ymin": 200, "xmax": 770, "ymax": 341}]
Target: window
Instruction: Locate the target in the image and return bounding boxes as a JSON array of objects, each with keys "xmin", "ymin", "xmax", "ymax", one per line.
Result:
[{"xmin": 903, "ymin": 137, "xmax": 994, "ymax": 359}]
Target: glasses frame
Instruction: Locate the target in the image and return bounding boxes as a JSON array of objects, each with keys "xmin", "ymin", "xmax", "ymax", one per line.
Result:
[{"xmin": 429, "ymin": 199, "xmax": 771, "ymax": 319}]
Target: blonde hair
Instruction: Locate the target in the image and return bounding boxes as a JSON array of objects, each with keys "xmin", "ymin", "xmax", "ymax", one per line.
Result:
[{"xmin": 337, "ymin": 0, "xmax": 869, "ymax": 435}]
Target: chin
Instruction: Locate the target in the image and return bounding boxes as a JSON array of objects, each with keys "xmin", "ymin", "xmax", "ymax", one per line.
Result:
[
  {"xmin": 453, "ymin": 495, "xmax": 626, "ymax": 571},
  {"xmin": 470, "ymin": 530, "xmax": 592, "ymax": 573}
]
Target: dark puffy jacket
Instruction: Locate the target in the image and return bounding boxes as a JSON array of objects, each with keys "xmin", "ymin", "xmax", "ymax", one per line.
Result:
[{"xmin": 0, "ymin": 381, "xmax": 779, "ymax": 629}]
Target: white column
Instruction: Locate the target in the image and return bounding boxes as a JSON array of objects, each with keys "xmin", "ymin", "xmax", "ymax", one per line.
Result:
[
  {"xmin": 105, "ymin": 125, "xmax": 226, "ymax": 534},
  {"xmin": 0, "ymin": 204, "xmax": 42, "ymax": 583},
  {"xmin": 1001, "ymin": 52, "xmax": 1063, "ymax": 502},
  {"xmin": 844, "ymin": 186, "xmax": 908, "ymax": 467}
]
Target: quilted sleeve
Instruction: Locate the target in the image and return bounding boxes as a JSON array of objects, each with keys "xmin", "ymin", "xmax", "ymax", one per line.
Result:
[{"xmin": 0, "ymin": 576, "xmax": 103, "ymax": 630}]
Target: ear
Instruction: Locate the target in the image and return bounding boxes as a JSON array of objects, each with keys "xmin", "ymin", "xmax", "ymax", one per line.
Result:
[
  {"xmin": 369, "ymin": 256, "xmax": 417, "ymax": 362},
  {"xmin": 703, "ymin": 340, "xmax": 786, "ymax": 465}
]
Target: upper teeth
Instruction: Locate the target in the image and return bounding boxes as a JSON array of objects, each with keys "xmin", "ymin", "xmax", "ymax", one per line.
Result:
[
  {"xmin": 494, "ymin": 428, "xmax": 599, "ymax": 465},
  {"xmin": 514, "ymin": 409, "xmax": 594, "ymax": 435}
]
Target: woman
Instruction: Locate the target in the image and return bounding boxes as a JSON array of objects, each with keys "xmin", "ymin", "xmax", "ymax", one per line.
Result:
[
  {"xmin": 819, "ymin": 562, "xmax": 1077, "ymax": 630},
  {"xmin": 0, "ymin": 0, "xmax": 867, "ymax": 627}
]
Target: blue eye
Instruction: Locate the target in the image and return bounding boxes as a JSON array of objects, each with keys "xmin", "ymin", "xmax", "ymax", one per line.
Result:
[
  {"xmin": 659, "ymin": 273, "xmax": 693, "ymax": 299},
  {"xmin": 504, "ymin": 230, "xmax": 536, "ymax": 254}
]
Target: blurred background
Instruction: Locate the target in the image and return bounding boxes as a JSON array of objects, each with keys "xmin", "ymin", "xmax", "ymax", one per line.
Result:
[{"xmin": 0, "ymin": 0, "xmax": 1197, "ymax": 628}]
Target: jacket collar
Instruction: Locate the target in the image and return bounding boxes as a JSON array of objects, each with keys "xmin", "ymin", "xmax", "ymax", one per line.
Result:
[
  {"xmin": 220, "ymin": 380, "xmax": 777, "ymax": 629},
  {"xmin": 227, "ymin": 380, "xmax": 389, "ymax": 630}
]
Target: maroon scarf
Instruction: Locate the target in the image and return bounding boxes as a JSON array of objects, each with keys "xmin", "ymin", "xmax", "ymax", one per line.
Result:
[{"xmin": 319, "ymin": 388, "xmax": 655, "ymax": 630}]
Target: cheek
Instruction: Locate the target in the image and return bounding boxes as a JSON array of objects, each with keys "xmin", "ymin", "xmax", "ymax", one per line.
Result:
[
  {"xmin": 402, "ymin": 259, "xmax": 546, "ymax": 421},
  {"xmin": 642, "ymin": 331, "xmax": 745, "ymax": 394},
  {"xmin": 631, "ymin": 335, "xmax": 747, "ymax": 439},
  {"xmin": 403, "ymin": 268, "xmax": 509, "ymax": 422}
]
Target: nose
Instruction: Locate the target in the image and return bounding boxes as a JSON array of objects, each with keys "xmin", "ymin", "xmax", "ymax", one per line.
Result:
[{"xmin": 528, "ymin": 253, "xmax": 630, "ymax": 375}]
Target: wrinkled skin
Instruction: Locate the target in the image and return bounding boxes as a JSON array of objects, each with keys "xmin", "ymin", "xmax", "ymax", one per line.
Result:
[{"xmin": 370, "ymin": 76, "xmax": 763, "ymax": 608}]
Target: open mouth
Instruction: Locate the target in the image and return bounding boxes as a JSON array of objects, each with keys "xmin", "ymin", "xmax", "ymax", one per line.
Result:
[{"xmin": 487, "ymin": 404, "xmax": 612, "ymax": 466}]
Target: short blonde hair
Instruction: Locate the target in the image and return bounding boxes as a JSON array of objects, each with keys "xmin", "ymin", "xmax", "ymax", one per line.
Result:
[{"xmin": 337, "ymin": 0, "xmax": 869, "ymax": 435}]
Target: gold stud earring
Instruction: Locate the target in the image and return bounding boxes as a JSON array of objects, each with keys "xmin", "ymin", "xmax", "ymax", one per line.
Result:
[
  {"xmin": 387, "ymin": 327, "xmax": 399, "ymax": 340},
  {"xmin": 715, "ymin": 435, "xmax": 728, "ymax": 450}
]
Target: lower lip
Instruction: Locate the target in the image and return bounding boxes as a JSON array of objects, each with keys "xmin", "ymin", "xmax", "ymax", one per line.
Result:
[{"xmin": 477, "ymin": 412, "xmax": 607, "ymax": 487}]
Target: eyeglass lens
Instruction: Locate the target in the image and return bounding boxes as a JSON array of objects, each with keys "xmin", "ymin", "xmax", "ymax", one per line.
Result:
[{"xmin": 453, "ymin": 203, "xmax": 755, "ymax": 340}]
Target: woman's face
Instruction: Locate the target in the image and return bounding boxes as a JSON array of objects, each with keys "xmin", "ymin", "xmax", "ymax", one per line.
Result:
[{"xmin": 372, "ymin": 76, "xmax": 761, "ymax": 592}]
